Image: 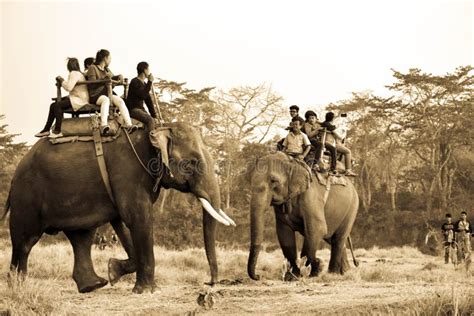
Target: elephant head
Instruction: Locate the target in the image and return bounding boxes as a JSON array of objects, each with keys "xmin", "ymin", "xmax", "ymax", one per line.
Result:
[
  {"xmin": 149, "ymin": 122, "xmax": 235, "ymax": 283},
  {"xmin": 247, "ymin": 152, "xmax": 311, "ymax": 280}
]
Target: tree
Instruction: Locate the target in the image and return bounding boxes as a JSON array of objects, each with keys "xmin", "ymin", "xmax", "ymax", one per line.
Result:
[
  {"xmin": 385, "ymin": 67, "xmax": 474, "ymax": 213},
  {"xmin": 214, "ymin": 84, "xmax": 286, "ymax": 209},
  {"xmin": 0, "ymin": 114, "xmax": 28, "ymax": 215}
]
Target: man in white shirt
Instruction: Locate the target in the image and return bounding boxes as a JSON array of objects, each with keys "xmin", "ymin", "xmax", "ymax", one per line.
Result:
[{"xmin": 283, "ymin": 118, "xmax": 311, "ymax": 161}]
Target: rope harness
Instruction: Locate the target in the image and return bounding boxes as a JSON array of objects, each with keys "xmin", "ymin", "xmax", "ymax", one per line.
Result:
[{"xmin": 92, "ymin": 119, "xmax": 170, "ymax": 206}]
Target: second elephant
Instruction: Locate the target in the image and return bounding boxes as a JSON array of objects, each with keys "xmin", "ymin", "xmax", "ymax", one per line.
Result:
[{"xmin": 247, "ymin": 152, "xmax": 359, "ymax": 280}]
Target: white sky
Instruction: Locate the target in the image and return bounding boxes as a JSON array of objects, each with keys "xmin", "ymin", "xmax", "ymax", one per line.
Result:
[{"xmin": 1, "ymin": 0, "xmax": 473, "ymax": 144}]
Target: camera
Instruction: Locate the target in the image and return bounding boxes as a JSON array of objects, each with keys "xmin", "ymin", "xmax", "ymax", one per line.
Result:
[{"xmin": 340, "ymin": 113, "xmax": 347, "ymax": 117}]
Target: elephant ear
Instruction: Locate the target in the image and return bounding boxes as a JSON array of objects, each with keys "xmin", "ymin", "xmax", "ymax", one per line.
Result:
[
  {"xmin": 149, "ymin": 128, "xmax": 172, "ymax": 171},
  {"xmin": 287, "ymin": 162, "xmax": 311, "ymax": 199}
]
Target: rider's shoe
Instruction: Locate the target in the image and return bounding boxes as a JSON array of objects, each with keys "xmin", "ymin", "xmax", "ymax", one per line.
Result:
[
  {"xmin": 48, "ymin": 131, "xmax": 63, "ymax": 139},
  {"xmin": 345, "ymin": 169, "xmax": 357, "ymax": 177},
  {"xmin": 35, "ymin": 130, "xmax": 50, "ymax": 137}
]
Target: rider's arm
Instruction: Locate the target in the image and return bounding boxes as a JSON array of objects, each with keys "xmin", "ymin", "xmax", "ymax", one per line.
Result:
[
  {"xmin": 61, "ymin": 71, "xmax": 80, "ymax": 92},
  {"xmin": 301, "ymin": 134, "xmax": 311, "ymax": 158},
  {"xmin": 303, "ymin": 123, "xmax": 318, "ymax": 138},
  {"xmin": 302, "ymin": 145, "xmax": 311, "ymax": 158},
  {"xmin": 282, "ymin": 136, "xmax": 288, "ymax": 152}
]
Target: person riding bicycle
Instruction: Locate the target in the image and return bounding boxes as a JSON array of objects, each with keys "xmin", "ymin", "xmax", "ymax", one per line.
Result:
[
  {"xmin": 441, "ymin": 213, "xmax": 455, "ymax": 264},
  {"xmin": 454, "ymin": 211, "xmax": 472, "ymax": 261}
]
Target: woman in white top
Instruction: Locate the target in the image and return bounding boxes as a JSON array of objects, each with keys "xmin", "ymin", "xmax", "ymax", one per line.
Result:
[{"xmin": 35, "ymin": 58, "xmax": 89, "ymax": 138}]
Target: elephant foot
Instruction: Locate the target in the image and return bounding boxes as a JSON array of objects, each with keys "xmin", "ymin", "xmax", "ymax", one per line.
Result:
[
  {"xmin": 108, "ymin": 258, "xmax": 137, "ymax": 286},
  {"xmin": 108, "ymin": 258, "xmax": 124, "ymax": 286},
  {"xmin": 329, "ymin": 260, "xmax": 350, "ymax": 275},
  {"xmin": 132, "ymin": 281, "xmax": 157, "ymax": 294},
  {"xmin": 310, "ymin": 258, "xmax": 322, "ymax": 277},
  {"xmin": 78, "ymin": 277, "xmax": 108, "ymax": 293},
  {"xmin": 328, "ymin": 264, "xmax": 345, "ymax": 275}
]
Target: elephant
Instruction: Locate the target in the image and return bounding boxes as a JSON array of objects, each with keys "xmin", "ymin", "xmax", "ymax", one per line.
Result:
[
  {"xmin": 2, "ymin": 122, "xmax": 234, "ymax": 293},
  {"xmin": 247, "ymin": 152, "xmax": 359, "ymax": 280}
]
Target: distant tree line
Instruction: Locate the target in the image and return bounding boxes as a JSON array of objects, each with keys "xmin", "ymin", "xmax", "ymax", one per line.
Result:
[{"xmin": 1, "ymin": 66, "xmax": 473, "ymax": 252}]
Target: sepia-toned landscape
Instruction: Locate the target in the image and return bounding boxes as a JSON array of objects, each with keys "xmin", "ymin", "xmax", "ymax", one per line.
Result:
[{"xmin": 1, "ymin": 1, "xmax": 473, "ymax": 315}]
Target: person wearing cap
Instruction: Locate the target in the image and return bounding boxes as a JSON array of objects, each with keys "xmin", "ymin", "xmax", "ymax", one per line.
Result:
[{"xmin": 441, "ymin": 213, "xmax": 455, "ymax": 263}]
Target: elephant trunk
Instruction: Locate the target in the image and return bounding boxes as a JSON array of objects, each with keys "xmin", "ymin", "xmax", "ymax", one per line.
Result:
[
  {"xmin": 247, "ymin": 190, "xmax": 266, "ymax": 280},
  {"xmin": 196, "ymin": 173, "xmax": 222, "ymax": 285}
]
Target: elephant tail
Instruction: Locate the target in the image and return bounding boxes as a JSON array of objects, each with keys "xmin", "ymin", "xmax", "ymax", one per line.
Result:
[
  {"xmin": 1, "ymin": 190, "xmax": 11, "ymax": 221},
  {"xmin": 347, "ymin": 235, "xmax": 360, "ymax": 267}
]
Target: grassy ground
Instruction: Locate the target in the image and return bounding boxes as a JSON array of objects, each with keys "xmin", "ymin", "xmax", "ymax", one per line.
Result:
[{"xmin": 0, "ymin": 238, "xmax": 473, "ymax": 315}]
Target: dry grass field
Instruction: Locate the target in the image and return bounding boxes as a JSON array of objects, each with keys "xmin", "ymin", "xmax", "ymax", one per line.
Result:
[{"xmin": 0, "ymin": 238, "xmax": 473, "ymax": 315}]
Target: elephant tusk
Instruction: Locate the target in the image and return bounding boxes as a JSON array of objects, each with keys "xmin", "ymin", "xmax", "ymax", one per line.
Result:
[
  {"xmin": 198, "ymin": 198, "xmax": 230, "ymax": 226},
  {"xmin": 219, "ymin": 209, "xmax": 236, "ymax": 227}
]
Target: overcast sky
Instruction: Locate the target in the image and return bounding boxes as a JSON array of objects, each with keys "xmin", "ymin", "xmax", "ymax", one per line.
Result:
[{"xmin": 1, "ymin": 0, "xmax": 472, "ymax": 144}]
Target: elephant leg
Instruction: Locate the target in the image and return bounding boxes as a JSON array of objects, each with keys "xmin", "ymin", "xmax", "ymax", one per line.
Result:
[
  {"xmin": 9, "ymin": 212, "xmax": 42, "ymax": 277},
  {"xmin": 328, "ymin": 233, "xmax": 350, "ymax": 274},
  {"xmin": 127, "ymin": 217, "xmax": 156, "ymax": 294},
  {"xmin": 300, "ymin": 239, "xmax": 311, "ymax": 267},
  {"xmin": 64, "ymin": 229, "xmax": 108, "ymax": 293},
  {"xmin": 303, "ymin": 213, "xmax": 327, "ymax": 277},
  {"xmin": 328, "ymin": 200, "xmax": 357, "ymax": 274},
  {"xmin": 275, "ymin": 213, "xmax": 300, "ymax": 277},
  {"xmin": 108, "ymin": 218, "xmax": 137, "ymax": 285}
]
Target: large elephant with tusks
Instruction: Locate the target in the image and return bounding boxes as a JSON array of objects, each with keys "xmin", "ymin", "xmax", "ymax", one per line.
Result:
[
  {"xmin": 247, "ymin": 152, "xmax": 358, "ymax": 280},
  {"xmin": 2, "ymin": 122, "xmax": 234, "ymax": 293}
]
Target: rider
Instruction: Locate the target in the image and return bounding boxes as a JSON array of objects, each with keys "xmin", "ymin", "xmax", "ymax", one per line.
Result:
[
  {"xmin": 302, "ymin": 110, "xmax": 322, "ymax": 171},
  {"xmin": 282, "ymin": 118, "xmax": 311, "ymax": 161},
  {"xmin": 126, "ymin": 61, "xmax": 158, "ymax": 131},
  {"xmin": 321, "ymin": 112, "xmax": 356, "ymax": 176},
  {"xmin": 83, "ymin": 57, "xmax": 95, "ymax": 75},
  {"xmin": 320, "ymin": 112, "xmax": 339, "ymax": 175},
  {"xmin": 87, "ymin": 49, "xmax": 138, "ymax": 135},
  {"xmin": 441, "ymin": 213, "xmax": 455, "ymax": 264},
  {"xmin": 454, "ymin": 211, "xmax": 472, "ymax": 261},
  {"xmin": 288, "ymin": 105, "xmax": 305, "ymax": 127},
  {"xmin": 35, "ymin": 58, "xmax": 89, "ymax": 139},
  {"xmin": 277, "ymin": 105, "xmax": 305, "ymax": 151}
]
